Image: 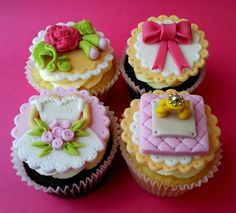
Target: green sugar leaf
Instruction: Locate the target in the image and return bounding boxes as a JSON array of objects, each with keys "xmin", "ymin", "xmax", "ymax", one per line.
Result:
[
  {"xmin": 75, "ymin": 129, "xmax": 89, "ymax": 137},
  {"xmin": 63, "ymin": 143, "xmax": 79, "ymax": 155},
  {"xmin": 38, "ymin": 146, "xmax": 52, "ymax": 157},
  {"xmin": 32, "ymin": 141, "xmax": 50, "ymax": 148},
  {"xmin": 71, "ymin": 119, "xmax": 86, "ymax": 131},
  {"xmin": 28, "ymin": 128, "xmax": 44, "ymax": 136},
  {"xmin": 34, "ymin": 118, "xmax": 49, "ymax": 131},
  {"xmin": 69, "ymin": 141, "xmax": 84, "ymax": 148}
]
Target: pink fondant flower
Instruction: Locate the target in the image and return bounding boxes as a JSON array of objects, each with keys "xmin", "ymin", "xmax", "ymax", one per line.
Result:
[
  {"xmin": 60, "ymin": 120, "xmax": 72, "ymax": 129},
  {"xmin": 44, "ymin": 25, "xmax": 81, "ymax": 52},
  {"xmin": 62, "ymin": 129, "xmax": 74, "ymax": 141},
  {"xmin": 41, "ymin": 131, "xmax": 53, "ymax": 143},
  {"xmin": 47, "ymin": 119, "xmax": 59, "ymax": 130},
  {"xmin": 52, "ymin": 138, "xmax": 63, "ymax": 150},
  {"xmin": 52, "ymin": 126, "xmax": 63, "ymax": 139}
]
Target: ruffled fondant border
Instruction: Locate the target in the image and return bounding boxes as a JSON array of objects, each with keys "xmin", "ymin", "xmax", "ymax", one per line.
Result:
[
  {"xmin": 120, "ymin": 90, "xmax": 221, "ymax": 174},
  {"xmin": 126, "ymin": 15, "xmax": 209, "ymax": 85}
]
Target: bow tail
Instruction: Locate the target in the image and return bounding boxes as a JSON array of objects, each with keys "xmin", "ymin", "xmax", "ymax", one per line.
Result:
[
  {"xmin": 152, "ymin": 41, "xmax": 168, "ymax": 70},
  {"xmin": 168, "ymin": 41, "xmax": 190, "ymax": 72}
]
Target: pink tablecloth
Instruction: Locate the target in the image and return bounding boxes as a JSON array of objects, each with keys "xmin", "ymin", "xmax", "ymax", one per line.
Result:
[{"xmin": 1, "ymin": 0, "xmax": 235, "ymax": 212}]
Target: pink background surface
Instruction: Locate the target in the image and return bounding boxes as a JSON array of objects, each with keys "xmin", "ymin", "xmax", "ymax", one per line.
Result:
[{"xmin": 1, "ymin": 0, "xmax": 235, "ymax": 212}]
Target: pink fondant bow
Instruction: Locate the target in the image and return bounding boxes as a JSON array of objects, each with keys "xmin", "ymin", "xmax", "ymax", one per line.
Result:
[{"xmin": 142, "ymin": 21, "xmax": 192, "ymax": 72}]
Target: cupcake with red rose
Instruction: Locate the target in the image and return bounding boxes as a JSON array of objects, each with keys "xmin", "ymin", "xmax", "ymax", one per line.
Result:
[
  {"xmin": 26, "ymin": 20, "xmax": 118, "ymax": 97},
  {"xmin": 11, "ymin": 88, "xmax": 119, "ymax": 197}
]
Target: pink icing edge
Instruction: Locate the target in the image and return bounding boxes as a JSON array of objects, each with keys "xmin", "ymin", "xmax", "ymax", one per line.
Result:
[
  {"xmin": 11, "ymin": 87, "xmax": 110, "ymax": 143},
  {"xmin": 139, "ymin": 93, "xmax": 209, "ymax": 156}
]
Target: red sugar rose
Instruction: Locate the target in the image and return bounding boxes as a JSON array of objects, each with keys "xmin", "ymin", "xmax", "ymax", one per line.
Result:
[{"xmin": 44, "ymin": 25, "xmax": 81, "ymax": 52}]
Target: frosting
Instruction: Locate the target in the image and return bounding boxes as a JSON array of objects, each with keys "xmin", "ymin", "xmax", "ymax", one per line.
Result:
[
  {"xmin": 13, "ymin": 89, "xmax": 110, "ymax": 178},
  {"xmin": 139, "ymin": 93, "xmax": 208, "ymax": 155},
  {"xmin": 127, "ymin": 15, "xmax": 209, "ymax": 87}
]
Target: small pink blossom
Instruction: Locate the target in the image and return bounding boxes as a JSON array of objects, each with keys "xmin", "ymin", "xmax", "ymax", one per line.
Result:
[
  {"xmin": 62, "ymin": 129, "xmax": 74, "ymax": 141},
  {"xmin": 52, "ymin": 126, "xmax": 63, "ymax": 139},
  {"xmin": 41, "ymin": 131, "xmax": 53, "ymax": 143},
  {"xmin": 60, "ymin": 120, "xmax": 72, "ymax": 129},
  {"xmin": 47, "ymin": 119, "xmax": 59, "ymax": 130},
  {"xmin": 52, "ymin": 138, "xmax": 63, "ymax": 150}
]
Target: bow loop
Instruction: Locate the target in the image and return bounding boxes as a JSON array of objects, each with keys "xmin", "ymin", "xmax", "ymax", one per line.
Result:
[{"xmin": 142, "ymin": 21, "xmax": 192, "ymax": 72}]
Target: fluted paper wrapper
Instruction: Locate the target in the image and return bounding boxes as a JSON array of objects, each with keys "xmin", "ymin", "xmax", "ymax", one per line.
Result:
[
  {"xmin": 25, "ymin": 59, "xmax": 120, "ymax": 99},
  {"xmin": 119, "ymin": 50, "xmax": 206, "ymax": 99},
  {"xmin": 11, "ymin": 106, "xmax": 120, "ymax": 198},
  {"xmin": 120, "ymin": 141, "xmax": 222, "ymax": 197}
]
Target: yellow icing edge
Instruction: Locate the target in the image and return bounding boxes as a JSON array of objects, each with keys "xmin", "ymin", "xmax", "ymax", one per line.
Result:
[
  {"xmin": 31, "ymin": 60, "xmax": 116, "ymax": 92},
  {"xmin": 126, "ymin": 15, "xmax": 209, "ymax": 85},
  {"xmin": 120, "ymin": 90, "xmax": 221, "ymax": 175}
]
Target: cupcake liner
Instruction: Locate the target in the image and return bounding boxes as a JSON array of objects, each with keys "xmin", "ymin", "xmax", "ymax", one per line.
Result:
[
  {"xmin": 120, "ymin": 141, "xmax": 222, "ymax": 197},
  {"xmin": 11, "ymin": 89, "xmax": 120, "ymax": 197},
  {"xmin": 119, "ymin": 50, "xmax": 206, "ymax": 98},
  {"xmin": 25, "ymin": 59, "xmax": 120, "ymax": 99}
]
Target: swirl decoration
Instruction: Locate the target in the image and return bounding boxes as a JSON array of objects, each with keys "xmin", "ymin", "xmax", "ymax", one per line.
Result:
[{"xmin": 32, "ymin": 41, "xmax": 72, "ymax": 72}]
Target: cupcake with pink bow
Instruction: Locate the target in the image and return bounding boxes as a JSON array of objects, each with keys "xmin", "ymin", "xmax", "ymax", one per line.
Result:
[
  {"xmin": 119, "ymin": 15, "xmax": 209, "ymax": 98},
  {"xmin": 11, "ymin": 88, "xmax": 119, "ymax": 197},
  {"xmin": 26, "ymin": 20, "xmax": 118, "ymax": 97}
]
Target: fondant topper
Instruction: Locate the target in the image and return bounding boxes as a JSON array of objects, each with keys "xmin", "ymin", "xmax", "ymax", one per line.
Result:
[{"xmin": 142, "ymin": 21, "xmax": 192, "ymax": 72}]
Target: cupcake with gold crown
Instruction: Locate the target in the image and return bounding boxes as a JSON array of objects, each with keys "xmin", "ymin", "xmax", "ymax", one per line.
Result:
[
  {"xmin": 120, "ymin": 90, "xmax": 221, "ymax": 197},
  {"xmin": 26, "ymin": 20, "xmax": 118, "ymax": 97}
]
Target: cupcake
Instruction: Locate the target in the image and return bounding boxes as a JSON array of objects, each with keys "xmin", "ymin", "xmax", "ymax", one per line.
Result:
[
  {"xmin": 120, "ymin": 15, "xmax": 208, "ymax": 98},
  {"xmin": 120, "ymin": 90, "xmax": 221, "ymax": 197},
  {"xmin": 26, "ymin": 20, "xmax": 119, "ymax": 97},
  {"xmin": 11, "ymin": 88, "xmax": 119, "ymax": 197}
]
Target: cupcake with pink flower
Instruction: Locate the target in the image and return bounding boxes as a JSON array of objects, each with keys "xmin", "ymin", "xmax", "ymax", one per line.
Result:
[
  {"xmin": 11, "ymin": 88, "xmax": 119, "ymax": 197},
  {"xmin": 26, "ymin": 20, "xmax": 118, "ymax": 97}
]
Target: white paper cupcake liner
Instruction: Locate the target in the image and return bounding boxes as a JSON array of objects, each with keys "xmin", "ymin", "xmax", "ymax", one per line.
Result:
[
  {"xmin": 11, "ymin": 91, "xmax": 120, "ymax": 197},
  {"xmin": 25, "ymin": 59, "xmax": 120, "ymax": 99},
  {"xmin": 119, "ymin": 49, "xmax": 206, "ymax": 97},
  {"xmin": 120, "ymin": 141, "xmax": 222, "ymax": 197}
]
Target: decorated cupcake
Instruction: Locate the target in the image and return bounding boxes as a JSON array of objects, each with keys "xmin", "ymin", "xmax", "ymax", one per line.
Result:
[
  {"xmin": 120, "ymin": 90, "xmax": 221, "ymax": 197},
  {"xmin": 120, "ymin": 15, "xmax": 209, "ymax": 98},
  {"xmin": 26, "ymin": 20, "xmax": 118, "ymax": 97},
  {"xmin": 11, "ymin": 88, "xmax": 119, "ymax": 197}
]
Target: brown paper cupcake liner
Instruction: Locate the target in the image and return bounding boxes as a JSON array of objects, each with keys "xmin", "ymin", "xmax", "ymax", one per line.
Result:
[
  {"xmin": 25, "ymin": 59, "xmax": 120, "ymax": 99},
  {"xmin": 119, "ymin": 49, "xmax": 206, "ymax": 97},
  {"xmin": 11, "ymin": 108, "xmax": 120, "ymax": 197},
  {"xmin": 120, "ymin": 141, "xmax": 222, "ymax": 197}
]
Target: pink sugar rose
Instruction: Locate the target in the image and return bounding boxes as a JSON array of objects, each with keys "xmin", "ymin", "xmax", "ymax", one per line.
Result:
[
  {"xmin": 60, "ymin": 120, "xmax": 72, "ymax": 129},
  {"xmin": 62, "ymin": 129, "xmax": 74, "ymax": 141},
  {"xmin": 52, "ymin": 138, "xmax": 63, "ymax": 150},
  {"xmin": 52, "ymin": 126, "xmax": 63, "ymax": 139},
  {"xmin": 41, "ymin": 131, "xmax": 53, "ymax": 143},
  {"xmin": 44, "ymin": 25, "xmax": 81, "ymax": 52},
  {"xmin": 47, "ymin": 119, "xmax": 59, "ymax": 130}
]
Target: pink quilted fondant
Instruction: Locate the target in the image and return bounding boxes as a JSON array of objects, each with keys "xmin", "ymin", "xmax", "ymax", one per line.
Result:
[{"xmin": 139, "ymin": 94, "xmax": 209, "ymax": 155}]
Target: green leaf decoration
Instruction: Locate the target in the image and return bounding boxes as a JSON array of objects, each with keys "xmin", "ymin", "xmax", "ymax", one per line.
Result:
[
  {"xmin": 34, "ymin": 118, "xmax": 49, "ymax": 131},
  {"xmin": 75, "ymin": 129, "xmax": 89, "ymax": 137},
  {"xmin": 38, "ymin": 146, "xmax": 53, "ymax": 157},
  {"xmin": 32, "ymin": 41, "xmax": 72, "ymax": 73},
  {"xmin": 71, "ymin": 119, "xmax": 86, "ymax": 131},
  {"xmin": 69, "ymin": 141, "xmax": 84, "ymax": 148},
  {"xmin": 32, "ymin": 141, "xmax": 50, "ymax": 148},
  {"xmin": 73, "ymin": 20, "xmax": 95, "ymax": 36},
  {"xmin": 63, "ymin": 142, "xmax": 79, "ymax": 155},
  {"xmin": 28, "ymin": 128, "xmax": 44, "ymax": 136}
]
